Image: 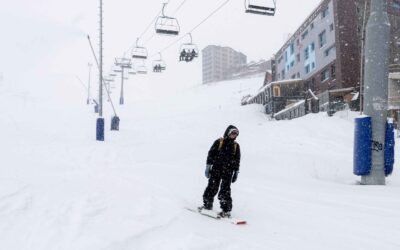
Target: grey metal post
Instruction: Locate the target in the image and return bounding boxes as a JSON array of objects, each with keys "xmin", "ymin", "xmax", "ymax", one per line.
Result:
[
  {"xmin": 115, "ymin": 58, "xmax": 131, "ymax": 105},
  {"xmin": 120, "ymin": 68, "xmax": 124, "ymax": 105},
  {"xmin": 359, "ymin": 0, "xmax": 368, "ymax": 114},
  {"xmin": 99, "ymin": 0, "xmax": 103, "ymax": 117},
  {"xmin": 361, "ymin": 0, "xmax": 390, "ymax": 185},
  {"xmin": 87, "ymin": 63, "xmax": 92, "ymax": 104}
]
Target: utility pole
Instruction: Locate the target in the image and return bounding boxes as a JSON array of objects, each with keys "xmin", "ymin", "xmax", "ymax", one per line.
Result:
[
  {"xmin": 361, "ymin": 0, "xmax": 390, "ymax": 185},
  {"xmin": 87, "ymin": 63, "xmax": 92, "ymax": 105},
  {"xmin": 96, "ymin": 0, "xmax": 105, "ymax": 141},
  {"xmin": 359, "ymin": 0, "xmax": 368, "ymax": 114},
  {"xmin": 115, "ymin": 58, "xmax": 132, "ymax": 105}
]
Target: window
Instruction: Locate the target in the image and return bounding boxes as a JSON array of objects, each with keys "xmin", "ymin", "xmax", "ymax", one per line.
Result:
[
  {"xmin": 319, "ymin": 30, "xmax": 327, "ymax": 47},
  {"xmin": 331, "ymin": 65, "xmax": 336, "ymax": 78},
  {"xmin": 290, "ymin": 43, "xmax": 295, "ymax": 55},
  {"xmin": 322, "ymin": 7, "xmax": 329, "ymax": 18},
  {"xmin": 310, "ymin": 22, "xmax": 314, "ymax": 29},
  {"xmin": 291, "ymin": 74, "xmax": 296, "ymax": 79},
  {"xmin": 273, "ymin": 86, "xmax": 281, "ymax": 97},
  {"xmin": 321, "ymin": 68, "xmax": 330, "ymax": 82},
  {"xmin": 392, "ymin": 0, "xmax": 400, "ymax": 10},
  {"xmin": 330, "ymin": 23, "xmax": 334, "ymax": 31},
  {"xmin": 285, "ymin": 51, "xmax": 288, "ymax": 62},
  {"xmin": 305, "ymin": 64, "xmax": 311, "ymax": 74},
  {"xmin": 290, "ymin": 61, "xmax": 295, "ymax": 68},
  {"xmin": 278, "ymin": 56, "xmax": 283, "ymax": 64},
  {"xmin": 304, "ymin": 47, "xmax": 310, "ymax": 60},
  {"xmin": 301, "ymin": 30, "xmax": 309, "ymax": 40},
  {"xmin": 296, "ymin": 53, "xmax": 301, "ymax": 62},
  {"xmin": 281, "ymin": 69, "xmax": 285, "ymax": 79},
  {"xmin": 311, "ymin": 62, "xmax": 315, "ymax": 69},
  {"xmin": 310, "ymin": 42, "xmax": 315, "ymax": 51},
  {"xmin": 296, "ymin": 72, "xmax": 300, "ymax": 78},
  {"xmin": 324, "ymin": 44, "xmax": 336, "ymax": 57},
  {"xmin": 296, "ymin": 39, "xmax": 300, "ymax": 45}
]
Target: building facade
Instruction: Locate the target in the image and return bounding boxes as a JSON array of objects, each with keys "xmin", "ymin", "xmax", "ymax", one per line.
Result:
[
  {"xmin": 202, "ymin": 45, "xmax": 247, "ymax": 84},
  {"xmin": 273, "ymin": 0, "xmax": 400, "ymax": 95}
]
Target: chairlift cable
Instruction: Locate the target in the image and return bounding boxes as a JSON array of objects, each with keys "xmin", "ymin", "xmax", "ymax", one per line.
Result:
[
  {"xmin": 150, "ymin": 0, "xmax": 232, "ymax": 58},
  {"xmin": 172, "ymin": 0, "xmax": 188, "ymax": 14},
  {"xmin": 118, "ymin": 0, "xmax": 187, "ymax": 60},
  {"xmin": 139, "ymin": 10, "xmax": 162, "ymax": 40}
]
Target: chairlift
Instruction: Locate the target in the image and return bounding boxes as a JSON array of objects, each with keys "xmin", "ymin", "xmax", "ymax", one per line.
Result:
[
  {"xmin": 245, "ymin": 0, "xmax": 276, "ymax": 16},
  {"xmin": 179, "ymin": 33, "xmax": 199, "ymax": 63},
  {"xmin": 152, "ymin": 53, "xmax": 166, "ymax": 73},
  {"xmin": 155, "ymin": 3, "xmax": 180, "ymax": 36},
  {"xmin": 132, "ymin": 38, "xmax": 148, "ymax": 59},
  {"xmin": 135, "ymin": 60, "xmax": 148, "ymax": 74}
]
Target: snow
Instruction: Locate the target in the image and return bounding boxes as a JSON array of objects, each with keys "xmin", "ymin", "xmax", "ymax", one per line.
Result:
[{"xmin": 1, "ymin": 73, "xmax": 400, "ymax": 250}]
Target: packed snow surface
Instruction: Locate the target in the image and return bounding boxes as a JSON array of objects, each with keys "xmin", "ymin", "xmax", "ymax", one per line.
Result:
[{"xmin": 1, "ymin": 75, "xmax": 400, "ymax": 250}]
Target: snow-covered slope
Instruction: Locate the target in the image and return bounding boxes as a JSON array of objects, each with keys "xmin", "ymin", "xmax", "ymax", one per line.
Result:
[{"xmin": 1, "ymin": 75, "xmax": 400, "ymax": 250}]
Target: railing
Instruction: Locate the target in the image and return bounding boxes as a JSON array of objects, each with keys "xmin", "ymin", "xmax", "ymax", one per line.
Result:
[{"xmin": 274, "ymin": 100, "xmax": 306, "ymax": 120}]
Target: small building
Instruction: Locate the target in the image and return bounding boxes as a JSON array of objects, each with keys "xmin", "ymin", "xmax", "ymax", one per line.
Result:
[{"xmin": 243, "ymin": 79, "xmax": 307, "ymax": 114}]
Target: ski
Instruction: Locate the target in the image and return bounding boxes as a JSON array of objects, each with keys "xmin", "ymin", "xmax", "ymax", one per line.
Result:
[{"xmin": 185, "ymin": 207, "xmax": 247, "ymax": 225}]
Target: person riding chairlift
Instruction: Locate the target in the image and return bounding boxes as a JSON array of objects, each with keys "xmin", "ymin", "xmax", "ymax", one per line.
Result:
[{"xmin": 179, "ymin": 50, "xmax": 186, "ymax": 61}]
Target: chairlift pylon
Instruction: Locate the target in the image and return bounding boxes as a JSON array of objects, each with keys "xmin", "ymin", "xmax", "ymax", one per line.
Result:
[
  {"xmin": 245, "ymin": 0, "xmax": 276, "ymax": 16},
  {"xmin": 155, "ymin": 3, "xmax": 180, "ymax": 36},
  {"xmin": 152, "ymin": 53, "xmax": 166, "ymax": 73},
  {"xmin": 132, "ymin": 38, "xmax": 148, "ymax": 59},
  {"xmin": 179, "ymin": 33, "xmax": 199, "ymax": 63}
]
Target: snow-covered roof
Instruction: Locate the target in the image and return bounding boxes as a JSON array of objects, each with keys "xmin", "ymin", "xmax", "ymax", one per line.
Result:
[
  {"xmin": 389, "ymin": 72, "xmax": 400, "ymax": 79},
  {"xmin": 328, "ymin": 87, "xmax": 354, "ymax": 94},
  {"xmin": 307, "ymin": 89, "xmax": 319, "ymax": 100},
  {"xmin": 351, "ymin": 92, "xmax": 359, "ymax": 101},
  {"xmin": 253, "ymin": 78, "xmax": 303, "ymax": 97}
]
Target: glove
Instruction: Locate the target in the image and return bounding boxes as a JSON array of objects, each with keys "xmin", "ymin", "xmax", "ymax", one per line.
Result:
[
  {"xmin": 232, "ymin": 170, "xmax": 239, "ymax": 183},
  {"xmin": 205, "ymin": 164, "xmax": 212, "ymax": 178}
]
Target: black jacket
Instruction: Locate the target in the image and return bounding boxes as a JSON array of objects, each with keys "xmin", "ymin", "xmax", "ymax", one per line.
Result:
[{"xmin": 206, "ymin": 125, "xmax": 241, "ymax": 173}]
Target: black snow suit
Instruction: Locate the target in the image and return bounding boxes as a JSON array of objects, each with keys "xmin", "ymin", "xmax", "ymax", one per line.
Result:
[{"xmin": 203, "ymin": 125, "xmax": 241, "ymax": 212}]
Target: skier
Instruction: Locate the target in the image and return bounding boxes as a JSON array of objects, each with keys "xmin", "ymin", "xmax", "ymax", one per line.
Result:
[{"xmin": 201, "ymin": 125, "xmax": 241, "ymax": 218}]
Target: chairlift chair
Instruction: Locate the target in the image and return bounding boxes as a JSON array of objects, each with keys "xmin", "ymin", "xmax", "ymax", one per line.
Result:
[
  {"xmin": 245, "ymin": 0, "xmax": 276, "ymax": 16},
  {"xmin": 155, "ymin": 3, "xmax": 180, "ymax": 36},
  {"xmin": 152, "ymin": 53, "xmax": 166, "ymax": 73},
  {"xmin": 137, "ymin": 68, "xmax": 148, "ymax": 74},
  {"xmin": 132, "ymin": 38, "xmax": 148, "ymax": 59},
  {"xmin": 135, "ymin": 60, "xmax": 148, "ymax": 74},
  {"xmin": 179, "ymin": 33, "xmax": 199, "ymax": 62}
]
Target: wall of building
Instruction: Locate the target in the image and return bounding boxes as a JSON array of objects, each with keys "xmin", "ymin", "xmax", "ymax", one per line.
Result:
[
  {"xmin": 202, "ymin": 45, "xmax": 247, "ymax": 84},
  {"xmin": 271, "ymin": 0, "xmax": 400, "ymax": 95},
  {"xmin": 274, "ymin": 0, "xmax": 338, "ymax": 93}
]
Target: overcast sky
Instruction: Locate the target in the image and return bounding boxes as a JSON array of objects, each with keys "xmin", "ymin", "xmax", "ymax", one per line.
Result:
[{"xmin": 0, "ymin": 0, "xmax": 322, "ymax": 88}]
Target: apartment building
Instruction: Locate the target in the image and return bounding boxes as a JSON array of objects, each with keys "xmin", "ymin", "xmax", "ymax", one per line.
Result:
[
  {"xmin": 273, "ymin": 0, "xmax": 400, "ymax": 94},
  {"xmin": 202, "ymin": 45, "xmax": 247, "ymax": 84}
]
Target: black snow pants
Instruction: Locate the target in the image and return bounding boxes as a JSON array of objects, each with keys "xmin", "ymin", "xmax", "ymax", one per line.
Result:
[{"xmin": 203, "ymin": 170, "xmax": 233, "ymax": 212}]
